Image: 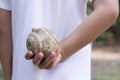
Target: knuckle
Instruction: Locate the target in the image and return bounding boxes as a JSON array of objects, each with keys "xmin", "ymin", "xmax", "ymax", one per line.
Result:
[
  {"xmin": 50, "ymin": 53, "xmax": 56, "ymax": 58},
  {"xmin": 33, "ymin": 57, "xmax": 41, "ymax": 65},
  {"xmin": 37, "ymin": 55, "xmax": 42, "ymax": 60}
]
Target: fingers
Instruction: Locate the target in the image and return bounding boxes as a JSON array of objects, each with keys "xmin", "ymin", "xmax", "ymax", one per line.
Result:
[
  {"xmin": 46, "ymin": 57, "xmax": 60, "ymax": 69},
  {"xmin": 25, "ymin": 51, "xmax": 34, "ymax": 60},
  {"xmin": 46, "ymin": 54, "xmax": 62, "ymax": 69},
  {"xmin": 39, "ymin": 52, "xmax": 56, "ymax": 69},
  {"xmin": 33, "ymin": 52, "xmax": 44, "ymax": 65},
  {"xmin": 40, "ymin": 52, "xmax": 62, "ymax": 69},
  {"xmin": 25, "ymin": 49, "xmax": 62, "ymax": 69},
  {"xmin": 25, "ymin": 51, "xmax": 44, "ymax": 65}
]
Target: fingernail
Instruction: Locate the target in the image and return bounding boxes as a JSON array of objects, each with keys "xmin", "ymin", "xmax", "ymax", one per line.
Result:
[
  {"xmin": 39, "ymin": 52, "xmax": 44, "ymax": 57},
  {"xmin": 28, "ymin": 51, "xmax": 33, "ymax": 57}
]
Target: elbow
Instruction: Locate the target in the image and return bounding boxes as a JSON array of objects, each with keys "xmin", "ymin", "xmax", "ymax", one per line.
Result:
[
  {"xmin": 108, "ymin": 7, "xmax": 119, "ymax": 24},
  {"xmin": 94, "ymin": 0, "xmax": 119, "ymax": 25}
]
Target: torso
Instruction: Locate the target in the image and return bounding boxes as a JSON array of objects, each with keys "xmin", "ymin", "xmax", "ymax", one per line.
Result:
[{"xmin": 10, "ymin": 0, "xmax": 91, "ymax": 80}]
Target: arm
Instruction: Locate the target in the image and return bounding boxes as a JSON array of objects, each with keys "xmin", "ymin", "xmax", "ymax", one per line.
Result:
[
  {"xmin": 25, "ymin": 0, "xmax": 119, "ymax": 69},
  {"xmin": 0, "ymin": 9, "xmax": 12, "ymax": 80},
  {"xmin": 60, "ymin": 0, "xmax": 119, "ymax": 60}
]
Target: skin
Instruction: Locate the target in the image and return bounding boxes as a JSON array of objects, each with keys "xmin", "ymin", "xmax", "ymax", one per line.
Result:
[
  {"xmin": 0, "ymin": 9, "xmax": 12, "ymax": 80},
  {"xmin": 25, "ymin": 0, "xmax": 119, "ymax": 69},
  {"xmin": 0, "ymin": 0, "xmax": 119, "ymax": 79}
]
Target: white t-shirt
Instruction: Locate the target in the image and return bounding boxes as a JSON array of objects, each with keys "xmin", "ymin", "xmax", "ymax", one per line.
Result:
[{"xmin": 0, "ymin": 0, "xmax": 93, "ymax": 80}]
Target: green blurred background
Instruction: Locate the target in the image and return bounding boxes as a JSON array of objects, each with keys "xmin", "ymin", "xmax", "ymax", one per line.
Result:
[
  {"xmin": 0, "ymin": 1, "xmax": 120, "ymax": 80},
  {"xmin": 88, "ymin": 1, "xmax": 120, "ymax": 80},
  {"xmin": 87, "ymin": 2, "xmax": 120, "ymax": 46}
]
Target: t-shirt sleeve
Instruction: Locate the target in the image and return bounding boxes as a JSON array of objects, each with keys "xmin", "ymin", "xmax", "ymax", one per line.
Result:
[{"xmin": 0, "ymin": 0, "xmax": 11, "ymax": 11}]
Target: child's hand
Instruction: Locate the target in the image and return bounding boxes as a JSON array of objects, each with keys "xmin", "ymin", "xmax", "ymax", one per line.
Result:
[{"xmin": 25, "ymin": 48, "xmax": 63, "ymax": 69}]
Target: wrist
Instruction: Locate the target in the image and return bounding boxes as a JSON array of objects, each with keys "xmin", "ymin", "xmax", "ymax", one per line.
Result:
[{"xmin": 58, "ymin": 43, "xmax": 68, "ymax": 62}]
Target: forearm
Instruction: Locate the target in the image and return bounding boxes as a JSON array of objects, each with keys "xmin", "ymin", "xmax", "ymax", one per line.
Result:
[
  {"xmin": 0, "ymin": 9, "xmax": 12, "ymax": 80},
  {"xmin": 0, "ymin": 30, "xmax": 12, "ymax": 80},
  {"xmin": 60, "ymin": 0, "xmax": 119, "ymax": 60}
]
